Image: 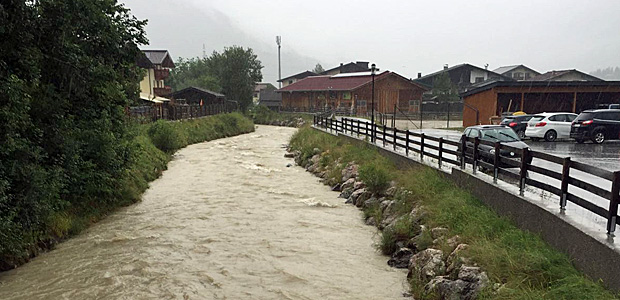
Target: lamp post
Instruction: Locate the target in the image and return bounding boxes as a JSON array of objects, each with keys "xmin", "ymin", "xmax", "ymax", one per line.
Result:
[
  {"xmin": 371, "ymin": 63, "xmax": 376, "ymax": 143},
  {"xmin": 276, "ymin": 36, "xmax": 281, "ymax": 88}
]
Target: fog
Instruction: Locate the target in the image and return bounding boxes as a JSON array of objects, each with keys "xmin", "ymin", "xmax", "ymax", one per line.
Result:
[{"xmin": 122, "ymin": 0, "xmax": 620, "ymax": 84}]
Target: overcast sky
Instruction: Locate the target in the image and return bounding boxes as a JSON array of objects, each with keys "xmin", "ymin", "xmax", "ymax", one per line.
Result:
[{"xmin": 122, "ymin": 0, "xmax": 620, "ymax": 85}]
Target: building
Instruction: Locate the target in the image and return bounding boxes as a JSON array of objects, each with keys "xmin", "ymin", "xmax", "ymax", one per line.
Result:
[
  {"xmin": 320, "ymin": 61, "xmax": 370, "ymax": 76},
  {"xmin": 278, "ymin": 61, "xmax": 371, "ymax": 87},
  {"xmin": 278, "ymin": 71, "xmax": 317, "ymax": 87},
  {"xmin": 141, "ymin": 50, "xmax": 175, "ymax": 98},
  {"xmin": 253, "ymin": 83, "xmax": 277, "ymax": 103},
  {"xmin": 169, "ymin": 86, "xmax": 226, "ymax": 106},
  {"xmin": 460, "ymin": 81, "xmax": 620, "ymax": 127},
  {"xmin": 531, "ymin": 69, "xmax": 602, "ymax": 81},
  {"xmin": 415, "ymin": 63, "xmax": 512, "ymax": 93},
  {"xmin": 493, "ymin": 65, "xmax": 541, "ymax": 81},
  {"xmin": 258, "ymin": 88, "xmax": 282, "ymax": 111},
  {"xmin": 277, "ymin": 71, "xmax": 428, "ymax": 114}
]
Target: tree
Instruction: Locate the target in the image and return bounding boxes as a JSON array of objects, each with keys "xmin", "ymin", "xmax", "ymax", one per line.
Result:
[
  {"xmin": 0, "ymin": 0, "xmax": 147, "ymax": 268},
  {"xmin": 312, "ymin": 63, "xmax": 325, "ymax": 74},
  {"xmin": 168, "ymin": 57, "xmax": 221, "ymax": 92},
  {"xmin": 432, "ymin": 72, "xmax": 459, "ymax": 102},
  {"xmin": 169, "ymin": 46, "xmax": 263, "ymax": 110}
]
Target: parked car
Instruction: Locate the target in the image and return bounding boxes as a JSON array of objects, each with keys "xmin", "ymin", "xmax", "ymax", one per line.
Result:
[
  {"xmin": 596, "ymin": 104, "xmax": 620, "ymax": 109},
  {"xmin": 460, "ymin": 125, "xmax": 530, "ymax": 167},
  {"xmin": 525, "ymin": 112, "xmax": 577, "ymax": 142},
  {"xmin": 499, "ymin": 114, "xmax": 534, "ymax": 139},
  {"xmin": 570, "ymin": 109, "xmax": 620, "ymax": 144}
]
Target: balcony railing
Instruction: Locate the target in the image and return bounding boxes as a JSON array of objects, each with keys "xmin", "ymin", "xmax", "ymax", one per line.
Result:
[
  {"xmin": 154, "ymin": 86, "xmax": 172, "ymax": 97},
  {"xmin": 154, "ymin": 69, "xmax": 170, "ymax": 81}
]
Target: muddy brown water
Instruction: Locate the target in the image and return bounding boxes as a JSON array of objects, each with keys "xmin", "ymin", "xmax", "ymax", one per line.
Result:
[{"xmin": 0, "ymin": 125, "xmax": 406, "ymax": 299}]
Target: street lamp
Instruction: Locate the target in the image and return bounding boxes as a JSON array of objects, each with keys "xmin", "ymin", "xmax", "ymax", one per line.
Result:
[{"xmin": 371, "ymin": 63, "xmax": 376, "ymax": 143}]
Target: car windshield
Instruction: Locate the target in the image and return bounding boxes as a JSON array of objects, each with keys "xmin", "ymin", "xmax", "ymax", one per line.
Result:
[
  {"xmin": 575, "ymin": 112, "xmax": 595, "ymax": 121},
  {"xmin": 480, "ymin": 128, "xmax": 520, "ymax": 142}
]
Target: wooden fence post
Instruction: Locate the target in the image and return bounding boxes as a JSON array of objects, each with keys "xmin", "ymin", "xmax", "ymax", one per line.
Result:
[
  {"xmin": 383, "ymin": 124, "xmax": 387, "ymax": 147},
  {"xmin": 493, "ymin": 142, "xmax": 500, "ymax": 183},
  {"xmin": 420, "ymin": 133, "xmax": 426, "ymax": 161},
  {"xmin": 438, "ymin": 137, "xmax": 444, "ymax": 168},
  {"xmin": 519, "ymin": 147, "xmax": 530, "ymax": 196},
  {"xmin": 460, "ymin": 134, "xmax": 467, "ymax": 169},
  {"xmin": 405, "ymin": 130, "xmax": 410, "ymax": 156},
  {"xmin": 472, "ymin": 137, "xmax": 479, "ymax": 174},
  {"xmin": 393, "ymin": 127, "xmax": 397, "ymax": 151},
  {"xmin": 560, "ymin": 157, "xmax": 571, "ymax": 211},
  {"xmin": 607, "ymin": 171, "xmax": 620, "ymax": 235}
]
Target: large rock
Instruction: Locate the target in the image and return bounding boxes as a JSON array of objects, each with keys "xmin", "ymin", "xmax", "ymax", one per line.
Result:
[
  {"xmin": 354, "ymin": 190, "xmax": 371, "ymax": 208},
  {"xmin": 353, "ymin": 181, "xmax": 366, "ymax": 191},
  {"xmin": 284, "ymin": 152, "xmax": 295, "ymax": 158},
  {"xmin": 408, "ymin": 248, "xmax": 445, "ymax": 281},
  {"xmin": 341, "ymin": 162, "xmax": 359, "ymax": 182},
  {"xmin": 348, "ymin": 188, "xmax": 367, "ymax": 206},
  {"xmin": 446, "ymin": 244, "xmax": 470, "ymax": 274},
  {"xmin": 341, "ymin": 178, "xmax": 356, "ymax": 191},
  {"xmin": 425, "ymin": 277, "xmax": 468, "ymax": 300},
  {"xmin": 431, "ymin": 227, "xmax": 449, "ymax": 239},
  {"xmin": 363, "ymin": 197, "xmax": 380, "ymax": 209},
  {"xmin": 388, "ymin": 248, "xmax": 414, "ymax": 269}
]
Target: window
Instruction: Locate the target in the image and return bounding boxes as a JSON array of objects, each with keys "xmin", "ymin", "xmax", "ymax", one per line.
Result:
[
  {"xmin": 565, "ymin": 114, "xmax": 577, "ymax": 122},
  {"xmin": 513, "ymin": 72, "xmax": 524, "ymax": 80},
  {"xmin": 525, "ymin": 73, "xmax": 531, "ymax": 80},
  {"xmin": 342, "ymin": 92, "xmax": 351, "ymax": 100},
  {"xmin": 467, "ymin": 129, "xmax": 480, "ymax": 138},
  {"xmin": 475, "ymin": 77, "xmax": 484, "ymax": 83},
  {"xmin": 549, "ymin": 114, "xmax": 566, "ymax": 122},
  {"xmin": 356, "ymin": 100, "xmax": 367, "ymax": 107},
  {"xmin": 329, "ymin": 91, "xmax": 337, "ymax": 99},
  {"xmin": 288, "ymin": 80, "xmax": 293, "ymax": 84}
]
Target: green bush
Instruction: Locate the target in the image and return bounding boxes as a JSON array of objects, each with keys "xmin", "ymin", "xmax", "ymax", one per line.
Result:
[
  {"xmin": 147, "ymin": 120, "xmax": 188, "ymax": 152},
  {"xmin": 359, "ymin": 163, "xmax": 392, "ymax": 194}
]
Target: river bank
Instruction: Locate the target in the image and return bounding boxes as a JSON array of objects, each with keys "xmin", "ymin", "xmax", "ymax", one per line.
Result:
[
  {"xmin": 288, "ymin": 126, "xmax": 619, "ymax": 299},
  {"xmin": 0, "ymin": 113, "xmax": 254, "ymax": 272},
  {"xmin": 0, "ymin": 125, "xmax": 405, "ymax": 299}
]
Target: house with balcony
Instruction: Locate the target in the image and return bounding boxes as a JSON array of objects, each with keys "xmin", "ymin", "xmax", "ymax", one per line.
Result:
[{"xmin": 139, "ymin": 50, "xmax": 176, "ymax": 101}]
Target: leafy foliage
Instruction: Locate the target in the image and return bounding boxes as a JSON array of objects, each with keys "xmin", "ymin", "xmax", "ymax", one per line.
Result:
[
  {"xmin": 312, "ymin": 63, "xmax": 325, "ymax": 74},
  {"xmin": 359, "ymin": 163, "xmax": 392, "ymax": 194},
  {"xmin": 169, "ymin": 46, "xmax": 263, "ymax": 111},
  {"xmin": 0, "ymin": 0, "xmax": 147, "ymax": 269}
]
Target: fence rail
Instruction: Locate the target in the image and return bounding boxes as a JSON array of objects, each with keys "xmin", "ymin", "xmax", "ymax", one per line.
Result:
[
  {"xmin": 128, "ymin": 103, "xmax": 237, "ymax": 122},
  {"xmin": 314, "ymin": 116, "xmax": 620, "ymax": 235}
]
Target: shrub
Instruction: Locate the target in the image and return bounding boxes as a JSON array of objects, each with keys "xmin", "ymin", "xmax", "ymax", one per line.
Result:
[
  {"xmin": 359, "ymin": 163, "xmax": 392, "ymax": 194},
  {"xmin": 147, "ymin": 120, "xmax": 187, "ymax": 152}
]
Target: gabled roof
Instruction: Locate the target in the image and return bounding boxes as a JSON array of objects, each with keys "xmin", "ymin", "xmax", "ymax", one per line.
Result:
[
  {"xmin": 170, "ymin": 86, "xmax": 225, "ymax": 98},
  {"xmin": 493, "ymin": 65, "xmax": 541, "ymax": 76},
  {"xmin": 416, "ymin": 63, "xmax": 509, "ymax": 81},
  {"xmin": 277, "ymin": 71, "xmax": 427, "ymax": 92},
  {"xmin": 254, "ymin": 83, "xmax": 276, "ymax": 92},
  {"xmin": 278, "ymin": 70, "xmax": 317, "ymax": 82},
  {"xmin": 142, "ymin": 50, "xmax": 175, "ymax": 68},
  {"xmin": 531, "ymin": 69, "xmax": 602, "ymax": 81},
  {"xmin": 320, "ymin": 61, "xmax": 370, "ymax": 74},
  {"xmin": 136, "ymin": 52, "xmax": 155, "ymax": 69}
]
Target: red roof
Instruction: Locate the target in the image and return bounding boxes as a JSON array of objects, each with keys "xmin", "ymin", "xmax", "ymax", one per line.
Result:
[{"xmin": 278, "ymin": 72, "xmax": 391, "ymax": 92}]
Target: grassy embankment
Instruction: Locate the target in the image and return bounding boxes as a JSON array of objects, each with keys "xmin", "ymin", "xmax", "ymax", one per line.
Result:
[
  {"xmin": 249, "ymin": 105, "xmax": 313, "ymax": 126},
  {"xmin": 289, "ymin": 126, "xmax": 618, "ymax": 300},
  {"xmin": 2, "ymin": 113, "xmax": 254, "ymax": 270}
]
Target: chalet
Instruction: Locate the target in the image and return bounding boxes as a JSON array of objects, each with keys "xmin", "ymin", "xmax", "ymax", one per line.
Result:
[
  {"xmin": 277, "ymin": 71, "xmax": 428, "ymax": 114},
  {"xmin": 493, "ymin": 65, "xmax": 541, "ymax": 81},
  {"xmin": 253, "ymin": 83, "xmax": 276, "ymax": 103},
  {"xmin": 169, "ymin": 86, "xmax": 226, "ymax": 106},
  {"xmin": 415, "ymin": 63, "xmax": 513, "ymax": 93},
  {"xmin": 531, "ymin": 69, "xmax": 602, "ymax": 81},
  {"xmin": 460, "ymin": 81, "xmax": 620, "ymax": 127},
  {"xmin": 258, "ymin": 88, "xmax": 282, "ymax": 111},
  {"xmin": 279, "ymin": 71, "xmax": 317, "ymax": 87},
  {"xmin": 141, "ymin": 50, "xmax": 175, "ymax": 98}
]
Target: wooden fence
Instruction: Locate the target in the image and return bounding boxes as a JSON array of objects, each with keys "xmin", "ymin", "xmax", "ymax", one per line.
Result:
[
  {"xmin": 128, "ymin": 103, "xmax": 236, "ymax": 122},
  {"xmin": 314, "ymin": 116, "xmax": 620, "ymax": 235}
]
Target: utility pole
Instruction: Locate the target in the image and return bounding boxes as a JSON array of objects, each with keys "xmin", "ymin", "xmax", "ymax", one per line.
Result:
[
  {"xmin": 276, "ymin": 36, "xmax": 282, "ymax": 88},
  {"xmin": 371, "ymin": 63, "xmax": 376, "ymax": 143}
]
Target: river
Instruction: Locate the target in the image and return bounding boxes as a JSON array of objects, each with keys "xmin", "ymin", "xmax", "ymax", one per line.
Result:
[{"xmin": 0, "ymin": 125, "xmax": 406, "ymax": 300}]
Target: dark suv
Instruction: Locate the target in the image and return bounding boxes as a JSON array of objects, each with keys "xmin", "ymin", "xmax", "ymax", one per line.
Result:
[
  {"xmin": 570, "ymin": 109, "xmax": 620, "ymax": 144},
  {"xmin": 499, "ymin": 115, "xmax": 533, "ymax": 139}
]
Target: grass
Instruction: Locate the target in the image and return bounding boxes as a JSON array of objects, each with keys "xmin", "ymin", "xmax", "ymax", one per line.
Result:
[
  {"xmin": 248, "ymin": 105, "xmax": 313, "ymax": 125},
  {"xmin": 16, "ymin": 113, "xmax": 255, "ymax": 267},
  {"xmin": 289, "ymin": 126, "xmax": 619, "ymax": 300}
]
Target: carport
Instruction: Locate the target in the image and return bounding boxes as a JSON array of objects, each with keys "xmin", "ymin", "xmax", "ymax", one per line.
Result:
[{"xmin": 461, "ymin": 81, "xmax": 620, "ymax": 126}]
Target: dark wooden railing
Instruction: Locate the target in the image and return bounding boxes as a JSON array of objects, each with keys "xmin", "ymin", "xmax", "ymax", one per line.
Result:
[{"xmin": 314, "ymin": 116, "xmax": 620, "ymax": 235}]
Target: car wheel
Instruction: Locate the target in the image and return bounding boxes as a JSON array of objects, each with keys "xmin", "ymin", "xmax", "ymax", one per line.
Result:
[
  {"xmin": 544, "ymin": 130, "xmax": 557, "ymax": 142},
  {"xmin": 517, "ymin": 130, "xmax": 525, "ymax": 139},
  {"xmin": 592, "ymin": 129, "xmax": 605, "ymax": 144},
  {"xmin": 575, "ymin": 138, "xmax": 585, "ymax": 144}
]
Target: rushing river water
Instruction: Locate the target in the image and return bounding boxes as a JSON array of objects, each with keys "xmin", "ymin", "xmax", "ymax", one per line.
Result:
[{"xmin": 0, "ymin": 125, "xmax": 406, "ymax": 299}]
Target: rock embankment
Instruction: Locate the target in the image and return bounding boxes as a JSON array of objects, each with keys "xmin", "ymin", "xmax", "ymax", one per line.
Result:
[
  {"xmin": 286, "ymin": 147, "xmax": 489, "ymax": 300},
  {"xmin": 256, "ymin": 117, "xmax": 306, "ymax": 128}
]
